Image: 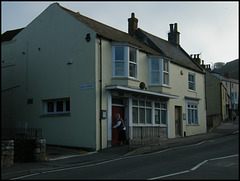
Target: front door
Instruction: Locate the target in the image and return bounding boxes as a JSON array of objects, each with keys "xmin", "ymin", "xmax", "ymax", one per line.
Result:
[
  {"xmin": 175, "ymin": 106, "xmax": 181, "ymax": 137},
  {"xmin": 112, "ymin": 106, "xmax": 124, "ymax": 145}
]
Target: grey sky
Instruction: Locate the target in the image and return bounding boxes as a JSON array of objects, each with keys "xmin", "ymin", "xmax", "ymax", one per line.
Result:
[{"xmin": 1, "ymin": 1, "xmax": 239, "ymax": 66}]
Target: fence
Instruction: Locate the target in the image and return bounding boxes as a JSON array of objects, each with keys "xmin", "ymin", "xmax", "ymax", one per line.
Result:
[{"xmin": 1, "ymin": 128, "xmax": 42, "ymax": 140}]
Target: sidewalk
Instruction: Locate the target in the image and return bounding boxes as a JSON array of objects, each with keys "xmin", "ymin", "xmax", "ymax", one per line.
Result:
[{"xmin": 1, "ymin": 120, "xmax": 238, "ymax": 180}]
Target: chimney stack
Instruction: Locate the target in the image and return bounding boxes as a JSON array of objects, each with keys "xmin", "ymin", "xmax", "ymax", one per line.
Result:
[
  {"xmin": 168, "ymin": 23, "xmax": 180, "ymax": 46},
  {"xmin": 128, "ymin": 13, "xmax": 138, "ymax": 36},
  {"xmin": 192, "ymin": 54, "xmax": 201, "ymax": 65}
]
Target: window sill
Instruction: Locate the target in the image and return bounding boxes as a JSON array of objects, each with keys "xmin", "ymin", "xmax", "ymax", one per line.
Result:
[
  {"xmin": 188, "ymin": 89, "xmax": 196, "ymax": 93},
  {"xmin": 149, "ymin": 85, "xmax": 171, "ymax": 89},
  {"xmin": 112, "ymin": 77, "xmax": 140, "ymax": 82},
  {"xmin": 40, "ymin": 113, "xmax": 71, "ymax": 118},
  {"xmin": 187, "ymin": 124, "xmax": 199, "ymax": 126},
  {"xmin": 132, "ymin": 124, "xmax": 167, "ymax": 127}
]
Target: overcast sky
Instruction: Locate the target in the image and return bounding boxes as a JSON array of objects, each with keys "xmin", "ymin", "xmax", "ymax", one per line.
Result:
[{"xmin": 1, "ymin": 1, "xmax": 239, "ymax": 66}]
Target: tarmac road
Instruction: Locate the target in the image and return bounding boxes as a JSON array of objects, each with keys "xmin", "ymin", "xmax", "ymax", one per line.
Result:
[{"xmin": 12, "ymin": 133, "xmax": 238, "ymax": 180}]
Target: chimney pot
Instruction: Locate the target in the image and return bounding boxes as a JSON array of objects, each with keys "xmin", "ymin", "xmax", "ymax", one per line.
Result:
[
  {"xmin": 174, "ymin": 23, "xmax": 178, "ymax": 32},
  {"xmin": 170, "ymin": 24, "xmax": 174, "ymax": 32}
]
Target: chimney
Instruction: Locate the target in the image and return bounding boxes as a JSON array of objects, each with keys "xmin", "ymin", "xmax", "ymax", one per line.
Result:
[
  {"xmin": 128, "ymin": 13, "xmax": 138, "ymax": 36},
  {"xmin": 192, "ymin": 54, "xmax": 201, "ymax": 65},
  {"xmin": 168, "ymin": 23, "xmax": 180, "ymax": 46}
]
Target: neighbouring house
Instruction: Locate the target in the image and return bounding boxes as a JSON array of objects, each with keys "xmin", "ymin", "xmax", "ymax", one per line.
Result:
[
  {"xmin": 211, "ymin": 73, "xmax": 239, "ymax": 119},
  {"xmin": 1, "ymin": 3, "xmax": 207, "ymax": 151}
]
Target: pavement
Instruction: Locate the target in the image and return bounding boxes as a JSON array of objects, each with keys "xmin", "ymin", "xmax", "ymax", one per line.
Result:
[{"xmin": 1, "ymin": 119, "xmax": 239, "ymax": 180}]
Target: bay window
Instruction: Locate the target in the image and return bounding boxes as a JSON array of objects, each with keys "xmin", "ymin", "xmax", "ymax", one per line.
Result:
[
  {"xmin": 112, "ymin": 45, "xmax": 138, "ymax": 78},
  {"xmin": 149, "ymin": 57, "xmax": 170, "ymax": 86}
]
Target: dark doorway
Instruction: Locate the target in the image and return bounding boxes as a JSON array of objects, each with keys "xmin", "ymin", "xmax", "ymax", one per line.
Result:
[
  {"xmin": 175, "ymin": 106, "xmax": 181, "ymax": 137},
  {"xmin": 112, "ymin": 106, "xmax": 124, "ymax": 145}
]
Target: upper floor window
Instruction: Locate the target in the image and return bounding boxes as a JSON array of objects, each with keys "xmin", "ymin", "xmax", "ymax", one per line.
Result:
[
  {"xmin": 188, "ymin": 73, "xmax": 195, "ymax": 91},
  {"xmin": 112, "ymin": 46, "xmax": 138, "ymax": 78},
  {"xmin": 149, "ymin": 57, "xmax": 170, "ymax": 86}
]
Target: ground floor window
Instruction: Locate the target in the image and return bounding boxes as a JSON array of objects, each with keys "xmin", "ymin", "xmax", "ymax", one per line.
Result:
[
  {"xmin": 154, "ymin": 103, "xmax": 167, "ymax": 125},
  {"xmin": 132, "ymin": 99, "xmax": 167, "ymax": 125},
  {"xmin": 44, "ymin": 98, "xmax": 70, "ymax": 115},
  {"xmin": 187, "ymin": 101, "xmax": 198, "ymax": 125}
]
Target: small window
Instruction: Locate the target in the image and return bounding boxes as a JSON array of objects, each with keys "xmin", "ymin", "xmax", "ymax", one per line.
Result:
[{"xmin": 44, "ymin": 98, "xmax": 70, "ymax": 115}]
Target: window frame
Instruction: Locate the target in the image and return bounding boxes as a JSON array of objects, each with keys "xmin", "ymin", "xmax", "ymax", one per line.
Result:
[
  {"xmin": 188, "ymin": 73, "xmax": 196, "ymax": 91},
  {"xmin": 112, "ymin": 45, "xmax": 138, "ymax": 79},
  {"xmin": 186, "ymin": 101, "xmax": 199, "ymax": 125},
  {"xmin": 149, "ymin": 57, "xmax": 170, "ymax": 86},
  {"xmin": 132, "ymin": 99, "xmax": 167, "ymax": 126},
  {"xmin": 44, "ymin": 98, "xmax": 70, "ymax": 115}
]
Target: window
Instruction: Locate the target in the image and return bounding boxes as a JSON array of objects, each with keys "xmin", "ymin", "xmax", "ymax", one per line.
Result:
[
  {"xmin": 44, "ymin": 98, "xmax": 70, "ymax": 115},
  {"xmin": 129, "ymin": 48, "xmax": 137, "ymax": 78},
  {"xmin": 112, "ymin": 46, "xmax": 138, "ymax": 78},
  {"xmin": 154, "ymin": 103, "xmax": 167, "ymax": 125},
  {"xmin": 187, "ymin": 102, "xmax": 198, "ymax": 125},
  {"xmin": 132, "ymin": 100, "xmax": 167, "ymax": 125},
  {"xmin": 114, "ymin": 47, "xmax": 125, "ymax": 76},
  {"xmin": 149, "ymin": 58, "xmax": 169, "ymax": 86},
  {"xmin": 132, "ymin": 100, "xmax": 152, "ymax": 124},
  {"xmin": 188, "ymin": 73, "xmax": 195, "ymax": 91},
  {"xmin": 163, "ymin": 59, "xmax": 169, "ymax": 85}
]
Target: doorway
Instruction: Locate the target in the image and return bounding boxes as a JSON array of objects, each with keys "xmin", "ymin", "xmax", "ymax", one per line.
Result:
[
  {"xmin": 112, "ymin": 106, "xmax": 124, "ymax": 145},
  {"xmin": 175, "ymin": 106, "xmax": 181, "ymax": 137}
]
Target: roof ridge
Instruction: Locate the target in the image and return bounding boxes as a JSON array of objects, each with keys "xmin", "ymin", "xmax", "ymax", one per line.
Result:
[{"xmin": 58, "ymin": 3, "xmax": 130, "ymax": 37}]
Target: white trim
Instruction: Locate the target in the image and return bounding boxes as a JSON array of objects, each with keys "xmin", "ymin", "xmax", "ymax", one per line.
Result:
[{"xmin": 105, "ymin": 85, "xmax": 178, "ymax": 99}]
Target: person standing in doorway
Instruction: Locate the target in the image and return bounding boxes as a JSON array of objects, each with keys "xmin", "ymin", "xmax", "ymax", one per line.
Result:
[{"xmin": 113, "ymin": 113, "xmax": 126, "ymax": 145}]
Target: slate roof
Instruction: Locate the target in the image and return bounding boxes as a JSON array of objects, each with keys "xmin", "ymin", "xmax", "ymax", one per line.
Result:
[
  {"xmin": 136, "ymin": 28, "xmax": 204, "ymax": 73},
  {"xmin": 1, "ymin": 28, "xmax": 24, "ymax": 42},
  {"xmin": 58, "ymin": 4, "xmax": 160, "ymax": 56}
]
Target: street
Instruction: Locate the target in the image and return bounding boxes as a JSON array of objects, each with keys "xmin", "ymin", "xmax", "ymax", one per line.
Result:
[{"xmin": 14, "ymin": 134, "xmax": 238, "ymax": 180}]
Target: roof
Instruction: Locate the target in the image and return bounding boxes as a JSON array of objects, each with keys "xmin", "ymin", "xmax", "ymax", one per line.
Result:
[
  {"xmin": 1, "ymin": 28, "xmax": 24, "ymax": 42},
  {"xmin": 58, "ymin": 4, "xmax": 160, "ymax": 56},
  {"xmin": 136, "ymin": 28, "xmax": 204, "ymax": 73}
]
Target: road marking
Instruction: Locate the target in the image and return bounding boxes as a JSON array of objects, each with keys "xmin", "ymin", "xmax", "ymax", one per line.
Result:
[
  {"xmin": 148, "ymin": 154, "xmax": 238, "ymax": 180},
  {"xmin": 11, "ymin": 173, "xmax": 39, "ymax": 180},
  {"xmin": 190, "ymin": 160, "xmax": 208, "ymax": 171},
  {"xmin": 148, "ymin": 170, "xmax": 190, "ymax": 180}
]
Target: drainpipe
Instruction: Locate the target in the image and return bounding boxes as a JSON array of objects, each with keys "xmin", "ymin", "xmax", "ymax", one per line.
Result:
[{"xmin": 98, "ymin": 34, "xmax": 103, "ymax": 150}]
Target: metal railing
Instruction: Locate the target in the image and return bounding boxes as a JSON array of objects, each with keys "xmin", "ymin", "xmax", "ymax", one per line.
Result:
[{"xmin": 1, "ymin": 128, "xmax": 42, "ymax": 140}]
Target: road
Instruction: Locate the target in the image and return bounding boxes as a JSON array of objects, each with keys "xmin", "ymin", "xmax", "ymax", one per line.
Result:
[{"xmin": 14, "ymin": 134, "xmax": 238, "ymax": 180}]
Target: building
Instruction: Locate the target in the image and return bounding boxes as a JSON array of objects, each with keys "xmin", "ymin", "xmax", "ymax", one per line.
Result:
[{"xmin": 1, "ymin": 3, "xmax": 207, "ymax": 151}]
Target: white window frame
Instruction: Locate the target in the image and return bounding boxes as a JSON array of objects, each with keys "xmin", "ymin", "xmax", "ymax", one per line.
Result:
[
  {"xmin": 188, "ymin": 73, "xmax": 196, "ymax": 91},
  {"xmin": 44, "ymin": 98, "xmax": 70, "ymax": 115},
  {"xmin": 149, "ymin": 57, "xmax": 170, "ymax": 86},
  {"xmin": 186, "ymin": 101, "xmax": 199, "ymax": 125},
  {"xmin": 112, "ymin": 45, "xmax": 138, "ymax": 79},
  {"xmin": 132, "ymin": 99, "xmax": 167, "ymax": 126},
  {"xmin": 154, "ymin": 102, "xmax": 167, "ymax": 125}
]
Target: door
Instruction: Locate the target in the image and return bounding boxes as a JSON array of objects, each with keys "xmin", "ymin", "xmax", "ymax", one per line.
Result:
[
  {"xmin": 112, "ymin": 106, "xmax": 124, "ymax": 145},
  {"xmin": 175, "ymin": 106, "xmax": 181, "ymax": 137}
]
